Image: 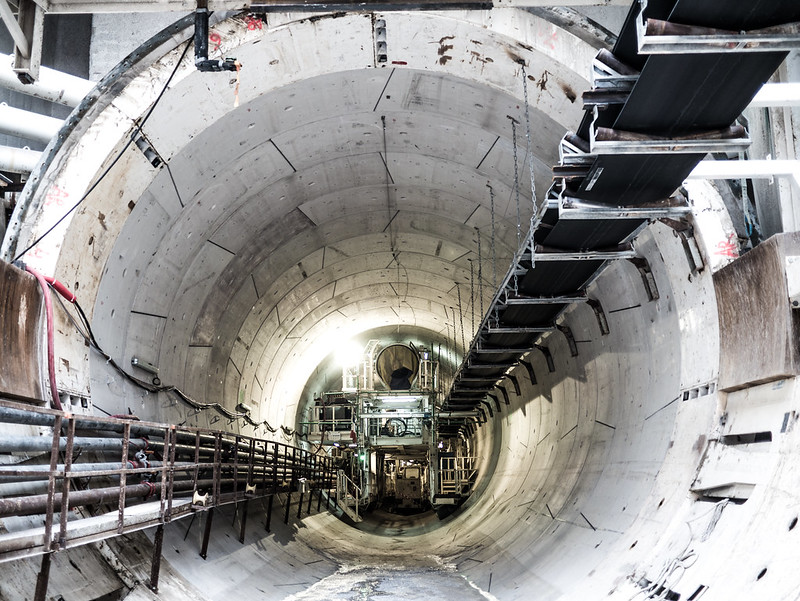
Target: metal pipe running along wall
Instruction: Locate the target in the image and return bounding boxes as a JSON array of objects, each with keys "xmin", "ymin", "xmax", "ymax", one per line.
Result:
[{"xmin": 0, "ymin": 398, "xmax": 336, "ymax": 562}]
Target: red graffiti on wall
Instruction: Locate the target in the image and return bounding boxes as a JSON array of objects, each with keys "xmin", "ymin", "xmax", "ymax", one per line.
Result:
[
  {"xmin": 245, "ymin": 15, "xmax": 263, "ymax": 30},
  {"xmin": 209, "ymin": 32, "xmax": 222, "ymax": 52},
  {"xmin": 44, "ymin": 185, "xmax": 69, "ymax": 209},
  {"xmin": 715, "ymin": 233, "xmax": 739, "ymax": 258}
]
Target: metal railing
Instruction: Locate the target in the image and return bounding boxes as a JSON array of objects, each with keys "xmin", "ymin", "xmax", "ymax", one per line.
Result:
[
  {"xmin": 0, "ymin": 399, "xmax": 335, "ymax": 565},
  {"xmin": 438, "ymin": 456, "xmax": 478, "ymax": 496},
  {"xmin": 336, "ymin": 470, "xmax": 362, "ymax": 522}
]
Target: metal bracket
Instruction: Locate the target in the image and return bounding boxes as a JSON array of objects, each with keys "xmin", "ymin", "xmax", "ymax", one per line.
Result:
[
  {"xmin": 535, "ymin": 345, "xmax": 556, "ymax": 373},
  {"xmin": 558, "ymin": 192, "xmax": 691, "ymax": 221},
  {"xmin": 533, "ymin": 246, "xmax": 637, "ymax": 262},
  {"xmin": 519, "ymin": 360, "xmax": 537, "ymax": 385},
  {"xmin": 499, "ymin": 294, "xmax": 587, "ymax": 307},
  {"xmin": 637, "ymin": 0, "xmax": 800, "ymax": 55},
  {"xmin": 591, "ymin": 48, "xmax": 639, "ymax": 91},
  {"xmin": 556, "ymin": 325, "xmax": 579, "ymax": 357},
  {"xmin": 485, "ymin": 325, "xmax": 554, "ymax": 334},
  {"xmin": 586, "ymin": 298, "xmax": 610, "ymax": 336},
  {"xmin": 589, "ymin": 108, "xmax": 750, "ymax": 154},
  {"xmin": 505, "ymin": 373, "xmax": 521, "ymax": 396},
  {"xmin": 628, "ymin": 257, "xmax": 660, "ymax": 301},
  {"xmin": 1, "ymin": 0, "xmax": 44, "ymax": 84}
]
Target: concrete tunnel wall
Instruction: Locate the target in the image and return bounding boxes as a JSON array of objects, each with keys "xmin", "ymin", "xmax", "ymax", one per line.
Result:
[{"xmin": 2, "ymin": 7, "xmax": 800, "ymax": 601}]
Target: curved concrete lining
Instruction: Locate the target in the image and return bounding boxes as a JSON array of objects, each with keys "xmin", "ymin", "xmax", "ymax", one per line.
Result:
[{"xmin": 2, "ymin": 7, "xmax": 799, "ymax": 601}]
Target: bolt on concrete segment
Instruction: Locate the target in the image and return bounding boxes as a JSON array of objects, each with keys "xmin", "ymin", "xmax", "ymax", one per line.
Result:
[{"xmin": 281, "ymin": 565, "xmax": 497, "ymax": 601}]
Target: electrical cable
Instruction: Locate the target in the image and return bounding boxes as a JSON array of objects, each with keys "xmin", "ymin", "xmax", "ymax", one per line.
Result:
[
  {"xmin": 44, "ymin": 276, "xmax": 294, "ymax": 437},
  {"xmin": 12, "ymin": 40, "xmax": 192, "ymax": 263}
]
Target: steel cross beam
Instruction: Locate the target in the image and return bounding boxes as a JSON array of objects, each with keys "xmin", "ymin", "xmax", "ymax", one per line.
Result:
[{"xmin": 36, "ymin": 0, "xmax": 631, "ymax": 12}]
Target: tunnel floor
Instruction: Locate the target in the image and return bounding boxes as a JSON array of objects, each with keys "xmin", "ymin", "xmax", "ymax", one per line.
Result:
[{"xmin": 282, "ymin": 565, "xmax": 495, "ymax": 601}]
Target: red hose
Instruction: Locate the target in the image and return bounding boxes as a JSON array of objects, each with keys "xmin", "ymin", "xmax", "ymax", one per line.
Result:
[
  {"xmin": 43, "ymin": 276, "xmax": 76, "ymax": 303},
  {"xmin": 24, "ymin": 266, "xmax": 62, "ymax": 411}
]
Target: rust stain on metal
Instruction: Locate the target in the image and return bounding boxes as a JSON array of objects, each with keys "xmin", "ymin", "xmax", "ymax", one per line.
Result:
[
  {"xmin": 715, "ymin": 232, "xmax": 800, "ymax": 391},
  {"xmin": 560, "ymin": 82, "xmax": 577, "ymax": 103},
  {"xmin": 0, "ymin": 260, "xmax": 44, "ymax": 403}
]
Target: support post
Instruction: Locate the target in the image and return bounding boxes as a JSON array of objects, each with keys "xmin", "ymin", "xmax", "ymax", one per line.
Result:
[
  {"xmin": 33, "ymin": 552, "xmax": 51, "ymax": 601},
  {"xmin": 148, "ymin": 524, "xmax": 164, "ymax": 593},
  {"xmin": 238, "ymin": 500, "xmax": 248, "ymax": 544},
  {"xmin": 200, "ymin": 508, "xmax": 214, "ymax": 560},
  {"xmin": 265, "ymin": 495, "xmax": 273, "ymax": 532}
]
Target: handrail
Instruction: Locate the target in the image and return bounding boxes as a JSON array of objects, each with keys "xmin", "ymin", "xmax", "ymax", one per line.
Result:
[{"xmin": 0, "ymin": 398, "xmax": 335, "ymax": 563}]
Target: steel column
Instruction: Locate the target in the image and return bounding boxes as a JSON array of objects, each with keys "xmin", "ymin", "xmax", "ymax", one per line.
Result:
[
  {"xmin": 199, "ymin": 508, "xmax": 213, "ymax": 560},
  {"xmin": 148, "ymin": 524, "xmax": 164, "ymax": 592}
]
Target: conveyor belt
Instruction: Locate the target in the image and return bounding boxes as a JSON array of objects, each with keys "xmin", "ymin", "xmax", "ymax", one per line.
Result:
[{"xmin": 440, "ymin": 0, "xmax": 800, "ymax": 427}]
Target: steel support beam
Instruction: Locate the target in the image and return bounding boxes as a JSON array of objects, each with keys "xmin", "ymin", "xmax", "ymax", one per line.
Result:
[
  {"xmin": 590, "ymin": 122, "xmax": 750, "ymax": 155},
  {"xmin": 750, "ymin": 83, "xmax": 800, "ymax": 108},
  {"xmin": 148, "ymin": 524, "xmax": 164, "ymax": 593},
  {"xmin": 475, "ymin": 346, "xmax": 537, "ymax": 354},
  {"xmin": 558, "ymin": 195, "xmax": 690, "ymax": 220},
  {"xmin": 485, "ymin": 326, "xmax": 554, "ymax": 334},
  {"xmin": 499, "ymin": 294, "xmax": 586, "ymax": 306},
  {"xmin": 688, "ymin": 160, "xmax": 800, "ymax": 187},
  {"xmin": 639, "ymin": 17, "xmax": 800, "ymax": 54},
  {"xmin": 0, "ymin": 53, "xmax": 93, "ymax": 106},
  {"xmin": 534, "ymin": 248, "xmax": 637, "ymax": 261},
  {"xmin": 38, "ymin": 0, "xmax": 630, "ymax": 12},
  {"xmin": 467, "ymin": 362, "xmax": 516, "ymax": 370},
  {"xmin": 8, "ymin": 0, "xmax": 43, "ymax": 83},
  {"xmin": 238, "ymin": 500, "xmax": 249, "ymax": 543},
  {"xmin": 199, "ymin": 508, "xmax": 213, "ymax": 559},
  {"xmin": 33, "ymin": 552, "xmax": 51, "ymax": 601}
]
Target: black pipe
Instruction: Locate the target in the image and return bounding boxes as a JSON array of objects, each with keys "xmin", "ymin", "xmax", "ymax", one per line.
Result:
[{"xmin": 194, "ymin": 8, "xmax": 239, "ymax": 72}]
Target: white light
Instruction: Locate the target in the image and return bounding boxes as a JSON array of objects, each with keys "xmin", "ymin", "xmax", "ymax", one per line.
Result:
[
  {"xmin": 438, "ymin": 441, "xmax": 444, "ymax": 449},
  {"xmin": 336, "ymin": 340, "xmax": 363, "ymax": 367},
  {"xmin": 377, "ymin": 395, "xmax": 421, "ymax": 404}
]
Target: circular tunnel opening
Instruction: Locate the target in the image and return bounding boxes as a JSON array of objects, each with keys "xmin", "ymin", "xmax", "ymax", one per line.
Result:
[{"xmin": 3, "ymin": 5, "xmax": 797, "ymax": 601}]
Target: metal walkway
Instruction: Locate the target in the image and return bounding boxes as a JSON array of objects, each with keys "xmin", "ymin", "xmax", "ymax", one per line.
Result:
[
  {"xmin": 441, "ymin": 0, "xmax": 800, "ymax": 433},
  {"xmin": 0, "ymin": 399, "xmax": 335, "ymax": 593}
]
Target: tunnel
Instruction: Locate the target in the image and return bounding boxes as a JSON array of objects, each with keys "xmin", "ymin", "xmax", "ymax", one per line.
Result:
[{"xmin": 1, "ymin": 2, "xmax": 800, "ymax": 600}]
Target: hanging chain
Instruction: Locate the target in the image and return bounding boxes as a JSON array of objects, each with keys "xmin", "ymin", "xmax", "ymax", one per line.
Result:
[
  {"xmin": 510, "ymin": 119, "xmax": 522, "ymax": 295},
  {"xmin": 521, "ymin": 63, "xmax": 539, "ymax": 238},
  {"xmin": 457, "ymin": 285, "xmax": 466, "ymax": 354},
  {"xmin": 488, "ymin": 183, "xmax": 497, "ymax": 291},
  {"xmin": 476, "ymin": 227, "xmax": 483, "ymax": 319},
  {"xmin": 511, "ymin": 119, "xmax": 522, "ymax": 250},
  {"xmin": 469, "ymin": 259, "xmax": 475, "ymax": 335}
]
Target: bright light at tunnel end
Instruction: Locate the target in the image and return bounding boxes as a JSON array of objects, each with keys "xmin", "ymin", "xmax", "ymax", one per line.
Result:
[{"xmin": 335, "ymin": 339, "xmax": 363, "ymax": 368}]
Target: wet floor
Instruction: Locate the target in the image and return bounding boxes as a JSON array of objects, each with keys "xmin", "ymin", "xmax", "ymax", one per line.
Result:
[{"xmin": 281, "ymin": 564, "xmax": 497, "ymax": 601}]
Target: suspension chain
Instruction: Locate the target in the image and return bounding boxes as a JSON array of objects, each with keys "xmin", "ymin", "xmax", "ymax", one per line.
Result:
[
  {"xmin": 511, "ymin": 119, "xmax": 522, "ymax": 250},
  {"xmin": 521, "ymin": 63, "xmax": 539, "ymax": 236},
  {"xmin": 488, "ymin": 184, "xmax": 497, "ymax": 290},
  {"xmin": 457, "ymin": 285, "xmax": 466, "ymax": 354},
  {"xmin": 469, "ymin": 259, "xmax": 475, "ymax": 335},
  {"xmin": 476, "ymin": 227, "xmax": 484, "ymax": 319}
]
